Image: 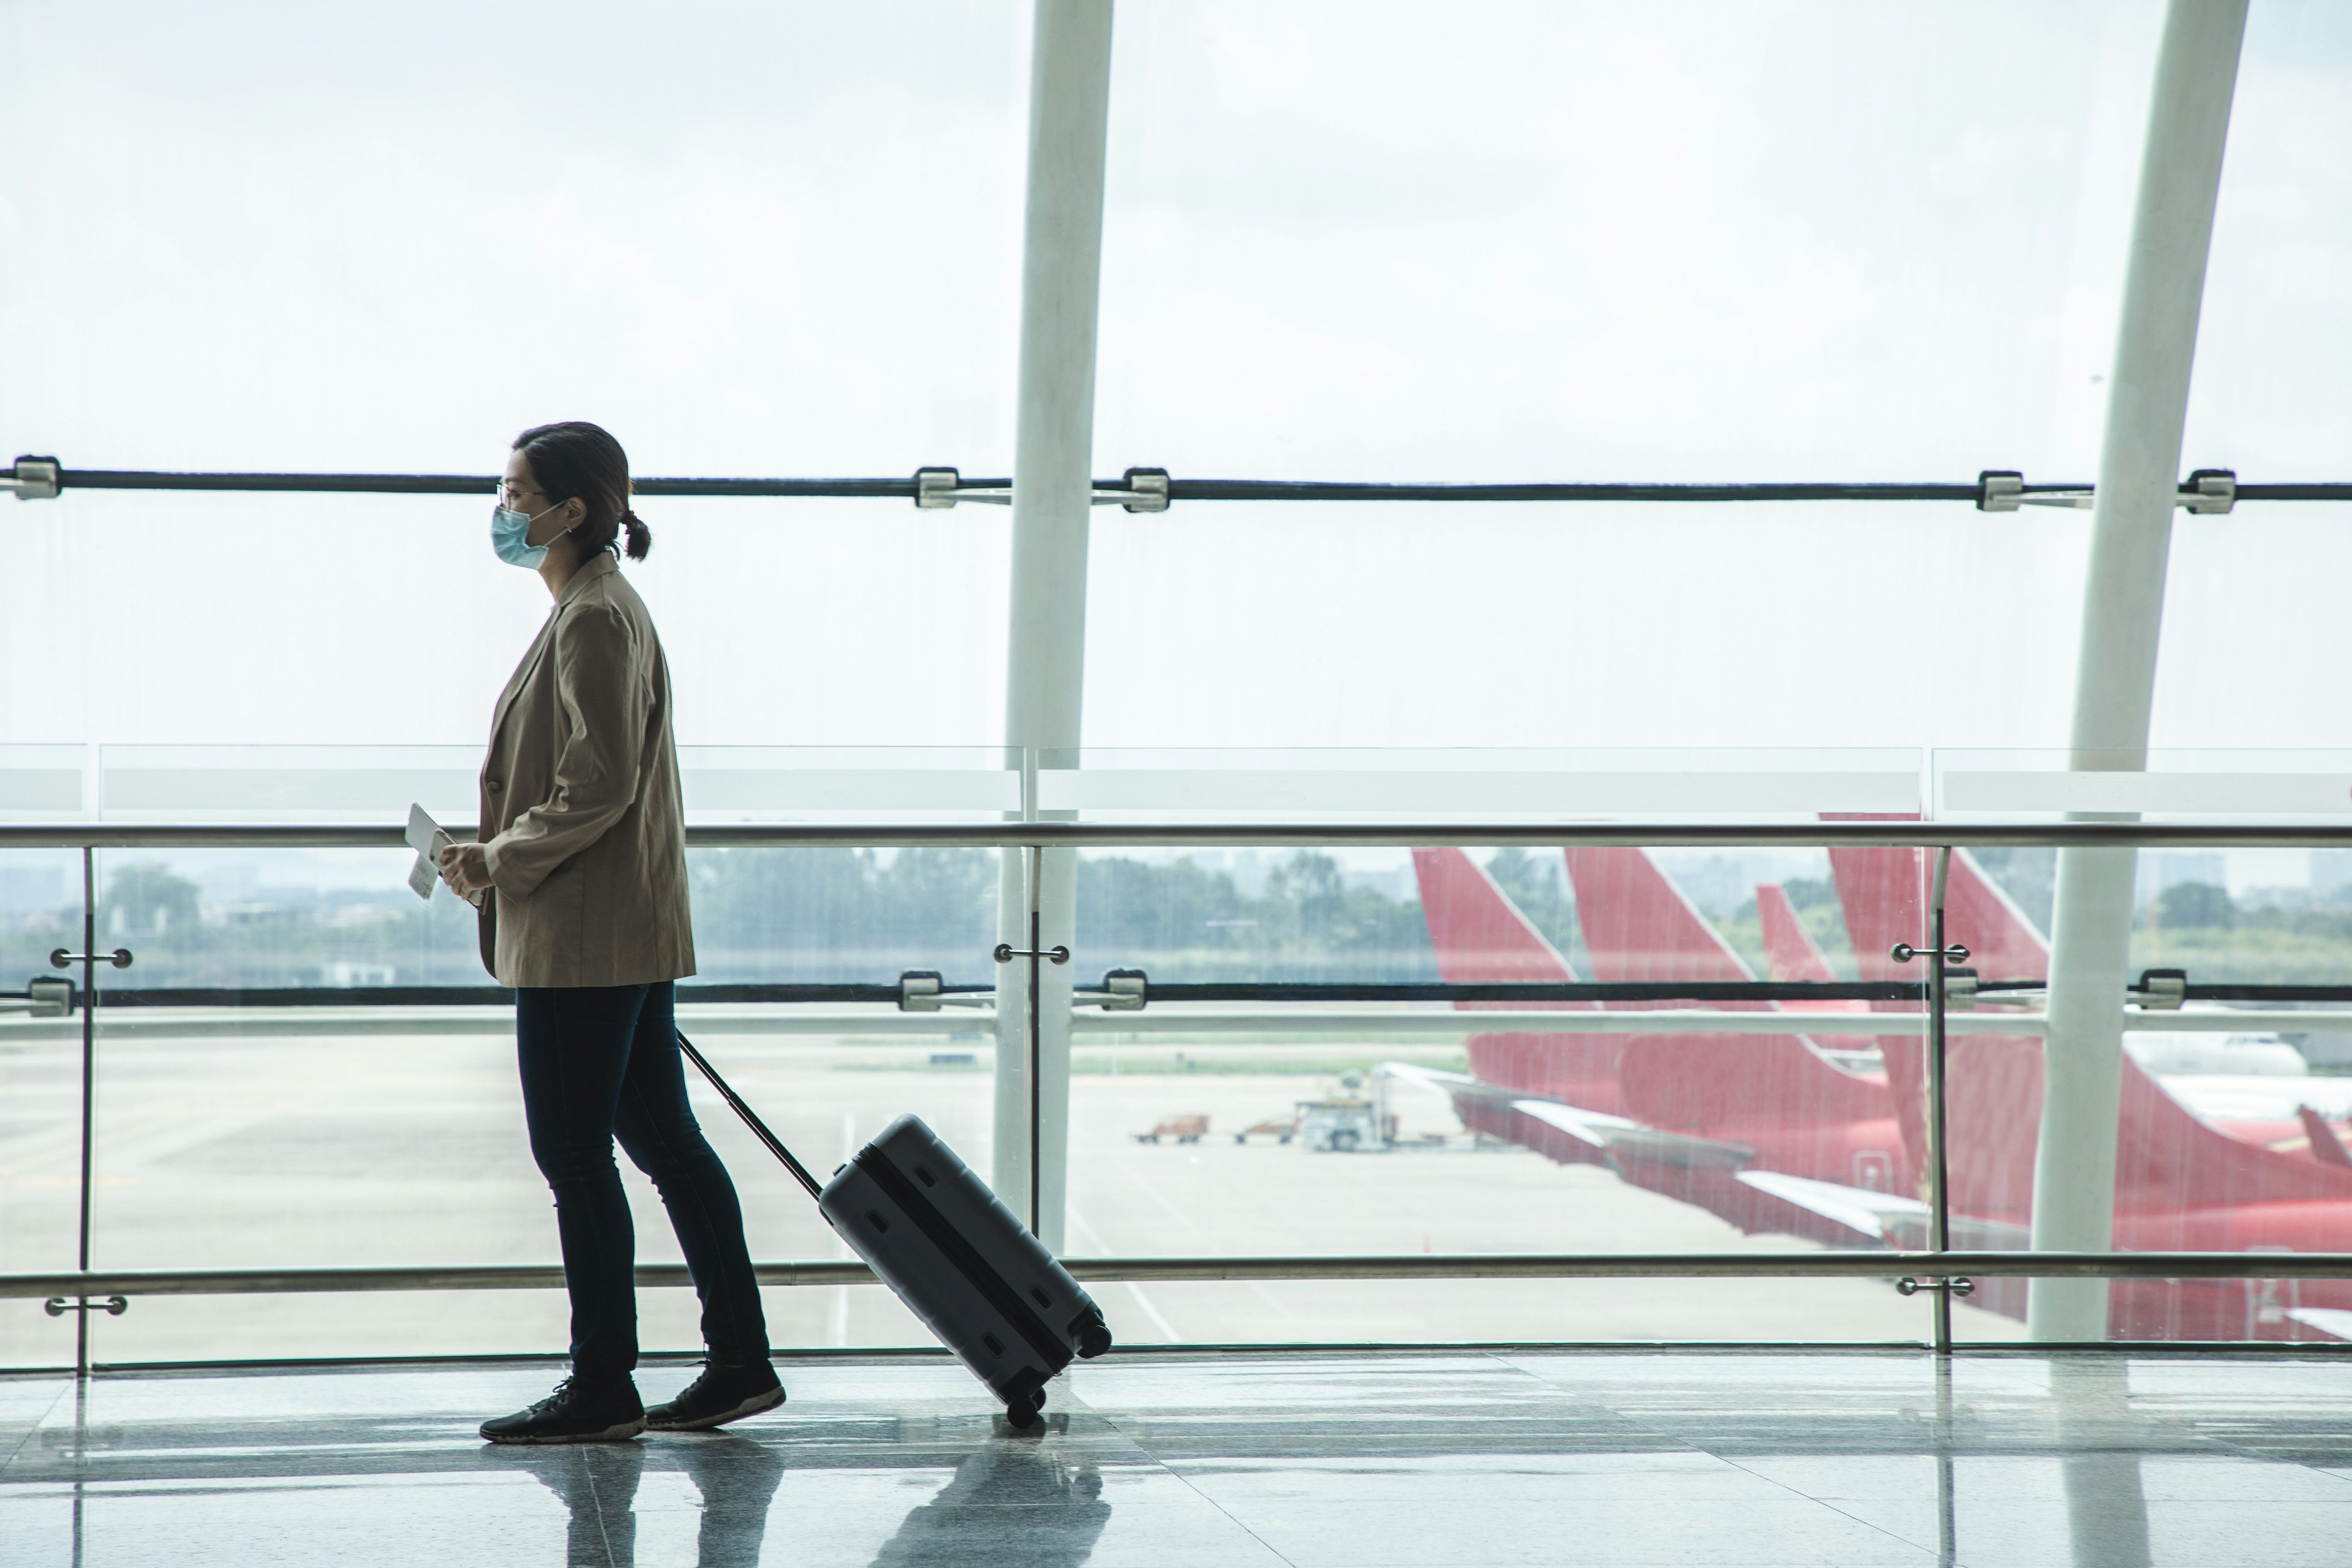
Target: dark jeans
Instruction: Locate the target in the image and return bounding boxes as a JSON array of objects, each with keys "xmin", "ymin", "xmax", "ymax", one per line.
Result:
[{"xmin": 516, "ymin": 981, "xmax": 769, "ymax": 1382}]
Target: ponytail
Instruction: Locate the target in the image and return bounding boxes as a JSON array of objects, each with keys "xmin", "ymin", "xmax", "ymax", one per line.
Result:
[{"xmin": 621, "ymin": 508, "xmax": 652, "ymax": 561}]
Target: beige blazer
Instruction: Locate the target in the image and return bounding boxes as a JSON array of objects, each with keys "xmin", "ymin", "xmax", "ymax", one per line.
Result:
[{"xmin": 475, "ymin": 553, "xmax": 695, "ymax": 988}]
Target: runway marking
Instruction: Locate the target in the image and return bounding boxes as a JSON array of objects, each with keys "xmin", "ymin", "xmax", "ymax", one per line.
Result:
[
  {"xmin": 1066, "ymin": 1205, "xmax": 1180, "ymax": 1342},
  {"xmin": 1106, "ymin": 1151, "xmax": 1294, "ymax": 1318}
]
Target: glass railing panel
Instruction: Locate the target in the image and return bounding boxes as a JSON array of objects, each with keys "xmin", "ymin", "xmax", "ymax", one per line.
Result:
[
  {"xmin": 1073, "ymin": 844, "xmax": 1434, "ymax": 984},
  {"xmin": 97, "ymin": 745, "xmax": 478, "ymax": 823},
  {"xmin": 66, "ymin": 846, "xmax": 481, "ymax": 990},
  {"xmin": 679, "ymin": 747, "xmax": 1022, "ymax": 824},
  {"xmin": 1040, "ymin": 747, "xmax": 1923, "ymax": 823},
  {"xmin": 91, "ymin": 745, "xmax": 1026, "ymax": 827},
  {"xmin": 1935, "ymin": 748, "xmax": 2352, "ymax": 987},
  {"xmin": 0, "ymin": 745, "xmax": 88, "ymax": 820},
  {"xmin": 1920, "ymin": 776, "xmax": 2352, "ymax": 1344},
  {"xmin": 1933, "ymin": 748, "xmax": 2352, "ymax": 826},
  {"xmin": 690, "ymin": 845, "xmax": 1004, "ymax": 987},
  {"xmin": 75, "ymin": 843, "xmax": 1005, "ymax": 1363},
  {"xmin": 1064, "ymin": 838, "xmax": 1956, "ymax": 1344},
  {"xmin": 0, "ymin": 847, "xmax": 85, "ymax": 1368}
]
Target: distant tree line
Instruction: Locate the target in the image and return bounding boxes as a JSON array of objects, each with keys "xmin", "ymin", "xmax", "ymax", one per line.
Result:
[
  {"xmin": 9, "ymin": 849, "xmax": 2346, "ymax": 992},
  {"xmin": 2, "ymin": 850, "xmax": 1442, "ymax": 989}
]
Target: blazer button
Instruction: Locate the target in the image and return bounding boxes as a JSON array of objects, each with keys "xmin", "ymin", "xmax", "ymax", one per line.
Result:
[{"xmin": 487, "ymin": 778, "xmax": 503, "ymax": 793}]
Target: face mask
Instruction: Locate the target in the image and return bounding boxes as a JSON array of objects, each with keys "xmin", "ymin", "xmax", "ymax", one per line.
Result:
[{"xmin": 491, "ymin": 502, "xmax": 564, "ymax": 569}]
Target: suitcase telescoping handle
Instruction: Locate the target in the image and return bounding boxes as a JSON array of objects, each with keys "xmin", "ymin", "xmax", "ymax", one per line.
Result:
[{"xmin": 677, "ymin": 1031, "xmax": 824, "ymax": 1200}]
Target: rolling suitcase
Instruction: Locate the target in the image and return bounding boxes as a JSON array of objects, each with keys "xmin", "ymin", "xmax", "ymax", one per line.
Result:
[{"xmin": 678, "ymin": 1032, "xmax": 1112, "ymax": 1427}]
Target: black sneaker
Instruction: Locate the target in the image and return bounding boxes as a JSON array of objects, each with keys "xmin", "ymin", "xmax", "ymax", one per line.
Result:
[
  {"xmin": 480, "ymin": 1377, "xmax": 646, "ymax": 1444},
  {"xmin": 644, "ymin": 1360, "xmax": 785, "ymax": 1431}
]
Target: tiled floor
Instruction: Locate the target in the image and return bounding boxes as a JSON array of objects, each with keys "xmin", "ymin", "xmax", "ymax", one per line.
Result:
[{"xmin": 4, "ymin": 1350, "xmax": 2351, "ymax": 1566}]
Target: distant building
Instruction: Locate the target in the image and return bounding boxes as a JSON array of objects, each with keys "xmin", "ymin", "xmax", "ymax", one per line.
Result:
[
  {"xmin": 0, "ymin": 865, "xmax": 66, "ymax": 912},
  {"xmin": 2135, "ymin": 851, "xmax": 2226, "ymax": 906},
  {"xmin": 2313, "ymin": 850, "xmax": 2352, "ymax": 903}
]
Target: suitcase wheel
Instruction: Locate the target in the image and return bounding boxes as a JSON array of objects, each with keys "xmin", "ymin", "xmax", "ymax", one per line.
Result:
[{"xmin": 1003, "ymin": 1392, "xmax": 1044, "ymax": 1429}]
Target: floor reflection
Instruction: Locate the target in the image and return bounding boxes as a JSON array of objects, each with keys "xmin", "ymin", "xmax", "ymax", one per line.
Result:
[
  {"xmin": 870, "ymin": 1424, "xmax": 1111, "ymax": 1568},
  {"xmin": 2052, "ymin": 1359, "xmax": 2152, "ymax": 1568},
  {"xmin": 487, "ymin": 1434, "xmax": 788, "ymax": 1568},
  {"xmin": 484, "ymin": 1420, "xmax": 1110, "ymax": 1568},
  {"xmin": 10, "ymin": 1354, "xmax": 2352, "ymax": 1568}
]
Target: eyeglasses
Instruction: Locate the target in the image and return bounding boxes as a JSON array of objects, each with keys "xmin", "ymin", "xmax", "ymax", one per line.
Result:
[{"xmin": 499, "ymin": 481, "xmax": 547, "ymax": 508}]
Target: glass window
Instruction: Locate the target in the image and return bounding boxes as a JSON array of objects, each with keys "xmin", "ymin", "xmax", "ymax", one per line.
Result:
[
  {"xmin": 1081, "ymin": 503, "xmax": 2087, "ymax": 748},
  {"xmin": 0, "ymin": 2, "xmax": 1025, "ymax": 473},
  {"xmin": 2182, "ymin": 0, "xmax": 2352, "ymax": 475},
  {"xmin": 1, "ymin": 494, "xmax": 1011, "ymax": 750},
  {"xmin": 1096, "ymin": 0, "xmax": 2160, "ymax": 481}
]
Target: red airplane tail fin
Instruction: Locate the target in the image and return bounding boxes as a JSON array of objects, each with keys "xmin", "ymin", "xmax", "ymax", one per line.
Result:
[
  {"xmin": 1411, "ymin": 846, "xmax": 1580, "ymax": 986},
  {"xmin": 1756, "ymin": 883, "xmax": 1842, "ymax": 987},
  {"xmin": 1408, "ymin": 848, "xmax": 1618, "ymax": 1114},
  {"xmin": 1560, "ymin": 848, "xmax": 1888, "ymax": 1129},
  {"xmin": 1757, "ymin": 881, "xmax": 1872, "ymax": 1060}
]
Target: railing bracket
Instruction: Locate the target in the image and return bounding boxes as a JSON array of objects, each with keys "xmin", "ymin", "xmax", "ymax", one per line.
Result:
[
  {"xmin": 1894, "ymin": 1276, "xmax": 1974, "ymax": 1299},
  {"xmin": 2181, "ymin": 467, "xmax": 2236, "ymax": 514},
  {"xmin": 45, "ymin": 1295, "xmax": 127, "ymax": 1317},
  {"xmin": 2133, "ymin": 968, "xmax": 2189, "ymax": 1010},
  {"xmin": 4, "ymin": 456, "xmax": 60, "ymax": 500},
  {"xmin": 896, "ymin": 970, "xmax": 990, "ymax": 1011},
  {"xmin": 1075, "ymin": 968, "xmax": 1148, "ymax": 1011},
  {"xmin": 1977, "ymin": 467, "xmax": 2237, "ymax": 514},
  {"xmin": 911, "ymin": 466, "xmax": 1171, "ymax": 512},
  {"xmin": 0, "ymin": 976, "xmax": 75, "ymax": 1017}
]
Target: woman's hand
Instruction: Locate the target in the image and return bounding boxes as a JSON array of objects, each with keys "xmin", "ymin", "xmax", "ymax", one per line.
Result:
[{"xmin": 439, "ymin": 843, "xmax": 493, "ymax": 899}]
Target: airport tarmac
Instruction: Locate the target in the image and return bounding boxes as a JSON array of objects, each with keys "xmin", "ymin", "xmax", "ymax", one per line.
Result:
[{"xmin": 0, "ymin": 1016, "xmax": 2022, "ymax": 1368}]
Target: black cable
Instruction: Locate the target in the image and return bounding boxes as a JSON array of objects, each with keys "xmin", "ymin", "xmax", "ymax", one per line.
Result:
[
  {"xmin": 55, "ymin": 979, "xmax": 2352, "ymax": 1011},
  {"xmin": 1136, "ymin": 981, "xmax": 1926, "ymax": 1003},
  {"xmin": 1164, "ymin": 480, "xmax": 1985, "ymax": 503},
  {"xmin": 50, "ymin": 470, "xmax": 931, "ymax": 499},
  {"xmin": 88, "ymin": 981, "xmax": 963, "ymax": 1009},
  {"xmin": 28, "ymin": 467, "xmax": 2352, "ymax": 503},
  {"xmin": 81, "ymin": 979, "xmax": 1923, "ymax": 1008}
]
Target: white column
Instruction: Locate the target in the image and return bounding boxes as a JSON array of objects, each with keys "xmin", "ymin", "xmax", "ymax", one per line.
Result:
[
  {"xmin": 993, "ymin": 0, "xmax": 1115, "ymax": 1254},
  {"xmin": 2030, "ymin": 0, "xmax": 2247, "ymax": 1340}
]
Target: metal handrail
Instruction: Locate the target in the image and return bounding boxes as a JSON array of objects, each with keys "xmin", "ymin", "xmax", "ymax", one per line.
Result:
[
  {"xmin": 13, "ymin": 1251, "xmax": 2352, "ymax": 1302},
  {"xmin": 13, "ymin": 819, "xmax": 2352, "ymax": 850}
]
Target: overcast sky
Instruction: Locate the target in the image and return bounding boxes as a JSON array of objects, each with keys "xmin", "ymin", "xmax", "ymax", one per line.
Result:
[{"xmin": 1, "ymin": 1, "xmax": 2346, "ymax": 772}]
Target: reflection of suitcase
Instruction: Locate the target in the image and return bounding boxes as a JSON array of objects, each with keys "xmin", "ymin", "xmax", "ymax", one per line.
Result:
[{"xmin": 679, "ymin": 1033, "xmax": 1112, "ymax": 1426}]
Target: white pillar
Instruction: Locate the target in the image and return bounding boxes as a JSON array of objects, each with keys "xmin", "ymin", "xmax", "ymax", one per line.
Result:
[
  {"xmin": 2029, "ymin": 0, "xmax": 2247, "ymax": 1340},
  {"xmin": 993, "ymin": 0, "xmax": 1114, "ymax": 1254}
]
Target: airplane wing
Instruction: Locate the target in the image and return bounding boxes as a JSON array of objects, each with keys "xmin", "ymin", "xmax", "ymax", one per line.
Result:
[
  {"xmin": 1385, "ymin": 1061, "xmax": 1974, "ymax": 1254},
  {"xmin": 1733, "ymin": 1169, "xmax": 1928, "ymax": 1243},
  {"xmin": 2286, "ymin": 1308, "xmax": 2352, "ymax": 1343},
  {"xmin": 1512, "ymin": 1099, "xmax": 1754, "ymax": 1169},
  {"xmin": 1376, "ymin": 1061, "xmax": 1752, "ymax": 1169}
]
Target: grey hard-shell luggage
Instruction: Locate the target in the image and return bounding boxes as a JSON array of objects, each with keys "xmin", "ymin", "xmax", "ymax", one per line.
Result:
[{"xmin": 678, "ymin": 1032, "xmax": 1112, "ymax": 1426}]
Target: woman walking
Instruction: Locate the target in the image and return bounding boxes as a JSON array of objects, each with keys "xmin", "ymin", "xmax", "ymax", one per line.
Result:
[{"xmin": 440, "ymin": 421, "xmax": 782, "ymax": 1443}]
